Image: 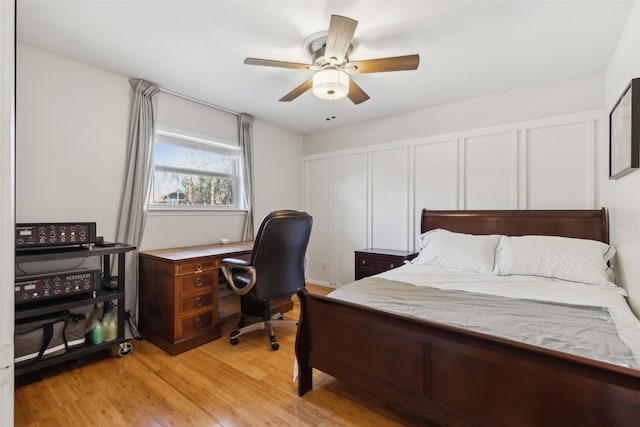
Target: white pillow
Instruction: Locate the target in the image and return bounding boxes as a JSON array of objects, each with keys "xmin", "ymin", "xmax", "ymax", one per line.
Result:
[
  {"xmin": 494, "ymin": 235, "xmax": 616, "ymax": 286},
  {"xmin": 413, "ymin": 229, "xmax": 501, "ymax": 273}
]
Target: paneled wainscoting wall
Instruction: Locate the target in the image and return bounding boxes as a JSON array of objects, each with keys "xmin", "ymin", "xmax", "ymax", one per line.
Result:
[{"xmin": 303, "ymin": 110, "xmax": 602, "ymax": 286}]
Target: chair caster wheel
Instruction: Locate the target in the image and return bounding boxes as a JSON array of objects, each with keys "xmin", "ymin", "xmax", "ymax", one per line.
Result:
[
  {"xmin": 271, "ymin": 342, "xmax": 279, "ymax": 351},
  {"xmin": 230, "ymin": 337, "xmax": 239, "ymax": 345},
  {"xmin": 118, "ymin": 342, "xmax": 133, "ymax": 357}
]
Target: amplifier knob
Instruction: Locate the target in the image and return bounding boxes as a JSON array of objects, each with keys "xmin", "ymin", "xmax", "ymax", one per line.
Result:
[{"xmin": 20, "ymin": 293, "xmax": 28, "ymax": 300}]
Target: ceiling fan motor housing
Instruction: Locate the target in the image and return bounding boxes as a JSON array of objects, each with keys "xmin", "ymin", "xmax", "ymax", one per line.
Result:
[{"xmin": 306, "ymin": 33, "xmax": 353, "ymax": 67}]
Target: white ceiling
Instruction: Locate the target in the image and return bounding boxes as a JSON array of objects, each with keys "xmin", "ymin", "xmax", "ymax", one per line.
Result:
[{"xmin": 17, "ymin": 0, "xmax": 634, "ymax": 134}]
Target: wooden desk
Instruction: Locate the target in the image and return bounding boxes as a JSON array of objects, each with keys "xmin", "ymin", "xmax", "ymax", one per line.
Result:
[{"xmin": 139, "ymin": 241, "xmax": 292, "ymax": 355}]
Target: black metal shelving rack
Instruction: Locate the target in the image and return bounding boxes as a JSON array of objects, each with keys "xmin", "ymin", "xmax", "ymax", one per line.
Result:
[{"xmin": 14, "ymin": 243, "xmax": 135, "ymax": 375}]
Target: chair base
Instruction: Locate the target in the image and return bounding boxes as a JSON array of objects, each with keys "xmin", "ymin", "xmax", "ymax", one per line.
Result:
[{"xmin": 229, "ymin": 313, "xmax": 297, "ymax": 351}]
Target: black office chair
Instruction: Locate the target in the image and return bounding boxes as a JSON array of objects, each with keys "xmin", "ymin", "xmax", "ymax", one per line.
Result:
[{"xmin": 221, "ymin": 210, "xmax": 312, "ymax": 350}]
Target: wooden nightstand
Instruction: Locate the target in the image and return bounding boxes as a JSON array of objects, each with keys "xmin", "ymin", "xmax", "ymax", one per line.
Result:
[{"xmin": 354, "ymin": 248, "xmax": 419, "ymax": 280}]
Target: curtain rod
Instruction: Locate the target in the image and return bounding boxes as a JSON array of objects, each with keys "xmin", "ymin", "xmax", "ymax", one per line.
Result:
[{"xmin": 159, "ymin": 87, "xmax": 239, "ymax": 116}]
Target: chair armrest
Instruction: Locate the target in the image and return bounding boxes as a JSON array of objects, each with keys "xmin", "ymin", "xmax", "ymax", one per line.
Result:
[
  {"xmin": 221, "ymin": 258, "xmax": 257, "ymax": 295},
  {"xmin": 221, "ymin": 257, "xmax": 250, "ymax": 267}
]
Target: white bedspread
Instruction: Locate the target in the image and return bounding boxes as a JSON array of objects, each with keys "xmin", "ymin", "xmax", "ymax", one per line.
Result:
[{"xmin": 338, "ymin": 263, "xmax": 640, "ymax": 366}]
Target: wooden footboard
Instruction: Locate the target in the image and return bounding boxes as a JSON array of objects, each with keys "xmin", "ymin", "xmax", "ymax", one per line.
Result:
[{"xmin": 296, "ymin": 288, "xmax": 640, "ymax": 427}]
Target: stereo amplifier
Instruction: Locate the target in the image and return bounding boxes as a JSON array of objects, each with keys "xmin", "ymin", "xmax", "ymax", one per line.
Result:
[
  {"xmin": 15, "ymin": 222, "xmax": 97, "ymax": 250},
  {"xmin": 15, "ymin": 269, "xmax": 100, "ymax": 304}
]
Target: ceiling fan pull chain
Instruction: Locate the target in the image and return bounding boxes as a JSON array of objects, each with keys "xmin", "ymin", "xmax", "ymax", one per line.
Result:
[{"xmin": 325, "ymin": 100, "xmax": 337, "ymax": 122}]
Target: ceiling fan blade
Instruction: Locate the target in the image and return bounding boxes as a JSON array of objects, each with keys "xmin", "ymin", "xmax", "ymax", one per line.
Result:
[
  {"xmin": 325, "ymin": 15, "xmax": 358, "ymax": 64},
  {"xmin": 347, "ymin": 54, "xmax": 420, "ymax": 74},
  {"xmin": 279, "ymin": 78, "xmax": 313, "ymax": 102},
  {"xmin": 244, "ymin": 57, "xmax": 311, "ymax": 70},
  {"xmin": 347, "ymin": 79, "xmax": 370, "ymax": 105}
]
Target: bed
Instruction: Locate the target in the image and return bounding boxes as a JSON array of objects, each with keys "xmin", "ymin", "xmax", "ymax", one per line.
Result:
[{"xmin": 295, "ymin": 209, "xmax": 640, "ymax": 427}]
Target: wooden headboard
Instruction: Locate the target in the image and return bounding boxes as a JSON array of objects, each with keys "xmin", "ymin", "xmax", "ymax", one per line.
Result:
[{"xmin": 421, "ymin": 208, "xmax": 608, "ymax": 243}]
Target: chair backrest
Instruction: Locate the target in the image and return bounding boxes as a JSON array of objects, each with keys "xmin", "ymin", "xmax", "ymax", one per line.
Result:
[{"xmin": 250, "ymin": 210, "xmax": 313, "ymax": 301}]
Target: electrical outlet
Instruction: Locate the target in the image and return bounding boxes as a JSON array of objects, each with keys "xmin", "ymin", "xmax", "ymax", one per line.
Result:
[{"xmin": 321, "ymin": 260, "xmax": 327, "ymax": 270}]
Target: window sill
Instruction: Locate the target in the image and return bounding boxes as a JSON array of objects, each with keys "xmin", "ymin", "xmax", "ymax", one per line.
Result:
[{"xmin": 147, "ymin": 208, "xmax": 248, "ymax": 217}]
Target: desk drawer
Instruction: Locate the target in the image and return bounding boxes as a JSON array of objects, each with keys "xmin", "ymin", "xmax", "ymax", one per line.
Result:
[
  {"xmin": 181, "ymin": 292, "xmax": 215, "ymax": 314},
  {"xmin": 181, "ymin": 311, "xmax": 214, "ymax": 337},
  {"xmin": 178, "ymin": 259, "xmax": 219, "ymax": 275},
  {"xmin": 180, "ymin": 271, "xmax": 216, "ymax": 292}
]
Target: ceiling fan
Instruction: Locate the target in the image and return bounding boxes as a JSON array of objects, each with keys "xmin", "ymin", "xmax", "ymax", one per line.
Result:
[{"xmin": 244, "ymin": 15, "xmax": 420, "ymax": 105}]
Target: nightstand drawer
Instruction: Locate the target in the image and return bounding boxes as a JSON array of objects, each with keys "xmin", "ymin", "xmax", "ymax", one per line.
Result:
[
  {"xmin": 357, "ymin": 255, "xmax": 403, "ymax": 270},
  {"xmin": 355, "ymin": 248, "xmax": 419, "ymax": 280},
  {"xmin": 357, "ymin": 266, "xmax": 387, "ymax": 279}
]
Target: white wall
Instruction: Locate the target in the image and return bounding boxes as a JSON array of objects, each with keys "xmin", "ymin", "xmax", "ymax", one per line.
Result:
[
  {"xmin": 304, "ymin": 73, "xmax": 604, "ymax": 155},
  {"xmin": 16, "ymin": 45, "xmax": 130, "ymax": 240},
  {"xmin": 0, "ymin": 2, "xmax": 15, "ymax": 425},
  {"xmin": 16, "ymin": 45, "xmax": 304, "ymax": 253},
  {"xmin": 252, "ymin": 119, "xmax": 304, "ymax": 224},
  {"xmin": 603, "ymin": 0, "xmax": 640, "ymax": 315},
  {"xmin": 304, "ymin": 111, "xmax": 602, "ymax": 286}
]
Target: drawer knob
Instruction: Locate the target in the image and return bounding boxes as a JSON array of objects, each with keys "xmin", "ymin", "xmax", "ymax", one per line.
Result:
[
  {"xmin": 195, "ymin": 297, "xmax": 203, "ymax": 307},
  {"xmin": 195, "ymin": 277, "xmax": 203, "ymax": 287},
  {"xmin": 361, "ymin": 260, "xmax": 366, "ymax": 265},
  {"xmin": 194, "ymin": 318, "xmax": 203, "ymax": 328},
  {"xmin": 390, "ymin": 263, "xmax": 395, "ymax": 268},
  {"xmin": 195, "ymin": 263, "xmax": 203, "ymax": 273}
]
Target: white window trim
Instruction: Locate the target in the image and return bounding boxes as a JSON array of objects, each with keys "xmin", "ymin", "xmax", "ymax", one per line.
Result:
[{"xmin": 149, "ymin": 130, "xmax": 244, "ymax": 211}]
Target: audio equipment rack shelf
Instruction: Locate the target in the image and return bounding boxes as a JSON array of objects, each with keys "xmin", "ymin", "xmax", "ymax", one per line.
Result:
[
  {"xmin": 14, "ymin": 288, "xmax": 124, "ymax": 320},
  {"xmin": 15, "ymin": 243, "xmax": 135, "ymax": 375}
]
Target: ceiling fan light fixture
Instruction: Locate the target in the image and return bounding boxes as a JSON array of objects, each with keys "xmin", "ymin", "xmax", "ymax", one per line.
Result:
[{"xmin": 312, "ymin": 69, "xmax": 349, "ymax": 100}]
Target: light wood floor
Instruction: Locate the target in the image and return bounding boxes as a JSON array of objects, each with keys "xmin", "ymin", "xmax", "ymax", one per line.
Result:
[{"xmin": 14, "ymin": 284, "xmax": 424, "ymax": 426}]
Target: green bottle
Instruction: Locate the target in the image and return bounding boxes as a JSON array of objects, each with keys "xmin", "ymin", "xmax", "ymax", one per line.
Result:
[{"xmin": 92, "ymin": 321, "xmax": 104, "ymax": 344}]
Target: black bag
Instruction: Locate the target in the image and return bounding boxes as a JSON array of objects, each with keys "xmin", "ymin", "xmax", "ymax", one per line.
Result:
[{"xmin": 15, "ymin": 311, "xmax": 87, "ymax": 366}]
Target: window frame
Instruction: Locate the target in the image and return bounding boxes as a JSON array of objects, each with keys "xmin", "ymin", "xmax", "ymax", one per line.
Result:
[{"xmin": 148, "ymin": 130, "xmax": 244, "ymax": 211}]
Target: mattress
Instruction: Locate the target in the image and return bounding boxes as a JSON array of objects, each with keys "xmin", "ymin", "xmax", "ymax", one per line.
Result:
[{"xmin": 328, "ymin": 263, "xmax": 640, "ymax": 368}]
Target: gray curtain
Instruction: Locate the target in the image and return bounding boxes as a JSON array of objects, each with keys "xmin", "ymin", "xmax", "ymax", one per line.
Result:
[
  {"xmin": 116, "ymin": 79, "xmax": 159, "ymax": 332},
  {"xmin": 239, "ymin": 113, "xmax": 255, "ymax": 241}
]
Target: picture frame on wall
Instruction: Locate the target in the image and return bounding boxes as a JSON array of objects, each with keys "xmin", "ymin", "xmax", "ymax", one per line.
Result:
[{"xmin": 609, "ymin": 78, "xmax": 640, "ymax": 179}]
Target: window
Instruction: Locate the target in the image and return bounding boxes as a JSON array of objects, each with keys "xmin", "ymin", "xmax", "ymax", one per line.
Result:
[{"xmin": 149, "ymin": 131, "xmax": 243, "ymax": 209}]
